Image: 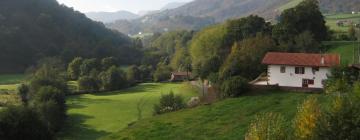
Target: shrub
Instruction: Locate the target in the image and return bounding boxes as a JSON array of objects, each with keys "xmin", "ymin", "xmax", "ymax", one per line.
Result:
[
  {"xmin": 314, "ymin": 95, "xmax": 360, "ymax": 139},
  {"xmin": 245, "ymin": 112, "xmax": 287, "ymax": 140},
  {"xmin": 293, "ymin": 96, "xmax": 321, "ymax": 140},
  {"xmin": 153, "ymin": 91, "xmax": 185, "ymax": 115},
  {"xmin": 221, "ymin": 76, "xmax": 250, "ymax": 98},
  {"xmin": 0, "ymin": 106, "xmax": 52, "ymax": 140},
  {"xmin": 78, "ymin": 76, "xmax": 100, "ymax": 92},
  {"xmin": 67, "ymin": 57, "xmax": 83, "ymax": 80},
  {"xmin": 187, "ymin": 97, "xmax": 200, "ymax": 108}
]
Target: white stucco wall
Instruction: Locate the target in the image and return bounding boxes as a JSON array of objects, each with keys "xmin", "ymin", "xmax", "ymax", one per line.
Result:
[{"xmin": 268, "ymin": 65, "xmax": 331, "ymax": 88}]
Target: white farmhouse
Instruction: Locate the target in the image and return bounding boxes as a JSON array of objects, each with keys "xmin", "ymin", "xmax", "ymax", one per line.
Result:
[{"xmin": 261, "ymin": 52, "xmax": 340, "ymax": 89}]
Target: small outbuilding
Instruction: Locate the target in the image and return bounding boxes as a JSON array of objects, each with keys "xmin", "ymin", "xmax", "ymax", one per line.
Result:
[{"xmin": 170, "ymin": 72, "xmax": 192, "ymax": 82}]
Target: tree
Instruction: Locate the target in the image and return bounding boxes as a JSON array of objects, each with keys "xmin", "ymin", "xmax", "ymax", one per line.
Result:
[
  {"xmin": 101, "ymin": 57, "xmax": 117, "ymax": 71},
  {"xmin": 220, "ymin": 76, "xmax": 250, "ymax": 98},
  {"xmin": 294, "ymin": 31, "xmax": 321, "ymax": 53},
  {"xmin": 245, "ymin": 113, "xmax": 287, "ymax": 140},
  {"xmin": 67, "ymin": 57, "xmax": 83, "ymax": 80},
  {"xmin": 153, "ymin": 64, "xmax": 172, "ymax": 82},
  {"xmin": 293, "ymin": 96, "xmax": 321, "ymax": 140},
  {"xmin": 99, "ymin": 66, "xmax": 127, "ymax": 91},
  {"xmin": 31, "ymin": 86, "xmax": 66, "ymax": 132},
  {"xmin": 349, "ymin": 25, "xmax": 357, "ymax": 41},
  {"xmin": 275, "ymin": 0, "xmax": 328, "ymax": 42},
  {"xmin": 315, "ymin": 95, "xmax": 360, "ymax": 139},
  {"xmin": 219, "ymin": 34, "xmax": 277, "ymax": 80},
  {"xmin": 0, "ymin": 106, "xmax": 52, "ymax": 140},
  {"xmin": 126, "ymin": 65, "xmax": 140, "ymax": 84},
  {"xmin": 78, "ymin": 76, "xmax": 100, "ymax": 92},
  {"xmin": 80, "ymin": 58, "xmax": 100, "ymax": 76},
  {"xmin": 17, "ymin": 84, "xmax": 29, "ymax": 105}
]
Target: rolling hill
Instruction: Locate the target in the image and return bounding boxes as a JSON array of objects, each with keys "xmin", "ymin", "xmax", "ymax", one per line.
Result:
[
  {"xmin": 108, "ymin": 0, "xmax": 360, "ymax": 35},
  {"xmin": 0, "ymin": 0, "xmax": 141, "ymax": 73},
  {"xmin": 85, "ymin": 11, "xmax": 139, "ymax": 23}
]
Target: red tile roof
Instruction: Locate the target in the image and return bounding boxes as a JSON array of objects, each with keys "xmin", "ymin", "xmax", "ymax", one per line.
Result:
[{"xmin": 262, "ymin": 52, "xmax": 340, "ymax": 67}]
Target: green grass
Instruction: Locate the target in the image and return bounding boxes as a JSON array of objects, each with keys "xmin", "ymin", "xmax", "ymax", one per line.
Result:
[
  {"xmin": 0, "ymin": 84, "xmax": 19, "ymax": 91},
  {"xmin": 102, "ymin": 91, "xmax": 329, "ymax": 140},
  {"xmin": 325, "ymin": 13, "xmax": 360, "ymax": 32},
  {"xmin": 277, "ymin": 0, "xmax": 303, "ymax": 11},
  {"xmin": 0, "ymin": 74, "xmax": 26, "ymax": 85},
  {"xmin": 58, "ymin": 83, "xmax": 198, "ymax": 140},
  {"xmin": 325, "ymin": 41, "xmax": 360, "ymax": 64}
]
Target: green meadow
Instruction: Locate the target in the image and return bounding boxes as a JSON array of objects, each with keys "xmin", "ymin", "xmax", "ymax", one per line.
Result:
[
  {"xmin": 325, "ymin": 41, "xmax": 360, "ymax": 64},
  {"xmin": 58, "ymin": 83, "xmax": 198, "ymax": 140},
  {"xmin": 103, "ymin": 91, "xmax": 329, "ymax": 140}
]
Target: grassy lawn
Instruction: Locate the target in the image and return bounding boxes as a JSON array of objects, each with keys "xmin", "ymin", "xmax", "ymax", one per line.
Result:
[
  {"xmin": 102, "ymin": 90, "xmax": 329, "ymax": 140},
  {"xmin": 58, "ymin": 83, "xmax": 199, "ymax": 140},
  {"xmin": 325, "ymin": 13, "xmax": 360, "ymax": 32},
  {"xmin": 325, "ymin": 41, "xmax": 360, "ymax": 64},
  {"xmin": 0, "ymin": 74, "xmax": 26, "ymax": 85}
]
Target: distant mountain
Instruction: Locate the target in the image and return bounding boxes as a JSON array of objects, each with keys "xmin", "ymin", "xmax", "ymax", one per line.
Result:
[
  {"xmin": 0, "ymin": 0, "xmax": 140, "ymax": 73},
  {"xmin": 160, "ymin": 2, "xmax": 188, "ymax": 10},
  {"xmin": 85, "ymin": 11, "xmax": 139, "ymax": 23},
  {"xmin": 108, "ymin": 0, "xmax": 360, "ymax": 35}
]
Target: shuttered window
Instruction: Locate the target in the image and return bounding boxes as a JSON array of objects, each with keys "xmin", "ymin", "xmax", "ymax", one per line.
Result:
[{"xmin": 295, "ymin": 67, "xmax": 305, "ymax": 74}]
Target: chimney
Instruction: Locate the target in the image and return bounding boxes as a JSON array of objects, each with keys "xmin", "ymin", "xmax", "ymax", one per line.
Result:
[{"xmin": 321, "ymin": 55, "xmax": 325, "ymax": 65}]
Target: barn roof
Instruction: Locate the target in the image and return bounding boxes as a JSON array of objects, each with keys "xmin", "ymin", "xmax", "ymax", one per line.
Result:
[{"xmin": 262, "ymin": 52, "xmax": 340, "ymax": 67}]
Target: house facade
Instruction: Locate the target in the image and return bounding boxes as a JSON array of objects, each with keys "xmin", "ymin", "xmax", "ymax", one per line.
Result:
[
  {"xmin": 170, "ymin": 72, "xmax": 192, "ymax": 82},
  {"xmin": 262, "ymin": 52, "xmax": 340, "ymax": 89}
]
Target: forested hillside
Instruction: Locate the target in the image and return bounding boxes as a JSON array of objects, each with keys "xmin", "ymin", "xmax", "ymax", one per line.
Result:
[{"xmin": 0, "ymin": 0, "xmax": 141, "ymax": 73}]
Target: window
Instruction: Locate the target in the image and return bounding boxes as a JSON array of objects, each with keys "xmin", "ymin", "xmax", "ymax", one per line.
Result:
[
  {"xmin": 280, "ymin": 66, "xmax": 286, "ymax": 73},
  {"xmin": 295, "ymin": 67, "xmax": 305, "ymax": 74},
  {"xmin": 308, "ymin": 79, "xmax": 314, "ymax": 85}
]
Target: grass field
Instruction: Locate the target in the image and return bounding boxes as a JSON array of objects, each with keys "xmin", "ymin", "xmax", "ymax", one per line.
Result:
[
  {"xmin": 325, "ymin": 13, "xmax": 360, "ymax": 32},
  {"xmin": 0, "ymin": 74, "xmax": 26, "ymax": 85},
  {"xmin": 58, "ymin": 83, "xmax": 199, "ymax": 140},
  {"xmin": 277, "ymin": 0, "xmax": 303, "ymax": 11},
  {"xmin": 102, "ymin": 90, "xmax": 329, "ymax": 140},
  {"xmin": 325, "ymin": 41, "xmax": 360, "ymax": 64}
]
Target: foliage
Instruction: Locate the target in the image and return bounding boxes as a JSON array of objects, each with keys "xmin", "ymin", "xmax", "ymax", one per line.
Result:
[
  {"xmin": 220, "ymin": 76, "xmax": 250, "ymax": 98},
  {"xmin": 101, "ymin": 57, "xmax": 118, "ymax": 71},
  {"xmin": 78, "ymin": 76, "xmax": 100, "ymax": 92},
  {"xmin": 99, "ymin": 66, "xmax": 127, "ymax": 91},
  {"xmin": 275, "ymin": 0, "xmax": 328, "ymax": 43},
  {"xmin": 67, "ymin": 57, "xmax": 83, "ymax": 80},
  {"xmin": 219, "ymin": 34, "xmax": 277, "ymax": 80},
  {"xmin": 293, "ymin": 31, "xmax": 321, "ymax": 52},
  {"xmin": 17, "ymin": 84, "xmax": 29, "ymax": 105},
  {"xmin": 126, "ymin": 65, "xmax": 140, "ymax": 84},
  {"xmin": 80, "ymin": 58, "xmax": 100, "ymax": 76},
  {"xmin": 153, "ymin": 91, "xmax": 186, "ymax": 115},
  {"xmin": 293, "ymin": 96, "xmax": 321, "ymax": 140},
  {"xmin": 0, "ymin": 106, "xmax": 52, "ymax": 140},
  {"xmin": 31, "ymin": 86, "xmax": 66, "ymax": 132},
  {"xmin": 245, "ymin": 113, "xmax": 287, "ymax": 140},
  {"xmin": 314, "ymin": 95, "xmax": 360, "ymax": 139},
  {"xmin": 0, "ymin": 0, "xmax": 140, "ymax": 73},
  {"xmin": 153, "ymin": 64, "xmax": 172, "ymax": 82}
]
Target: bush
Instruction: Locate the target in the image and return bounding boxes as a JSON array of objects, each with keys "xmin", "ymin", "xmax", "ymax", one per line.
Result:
[
  {"xmin": 0, "ymin": 106, "xmax": 52, "ymax": 140},
  {"xmin": 153, "ymin": 91, "xmax": 185, "ymax": 115},
  {"xmin": 293, "ymin": 96, "xmax": 321, "ymax": 140},
  {"xmin": 314, "ymin": 95, "xmax": 360, "ymax": 139},
  {"xmin": 245, "ymin": 112, "xmax": 287, "ymax": 140},
  {"xmin": 67, "ymin": 57, "xmax": 83, "ymax": 80},
  {"xmin": 221, "ymin": 76, "xmax": 250, "ymax": 98},
  {"xmin": 17, "ymin": 84, "xmax": 29, "ymax": 105},
  {"xmin": 78, "ymin": 76, "xmax": 100, "ymax": 92}
]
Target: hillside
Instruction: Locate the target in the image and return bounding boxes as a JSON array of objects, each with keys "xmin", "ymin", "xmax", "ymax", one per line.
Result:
[
  {"xmin": 0, "ymin": 0, "xmax": 141, "ymax": 73},
  {"xmin": 102, "ymin": 91, "xmax": 329, "ymax": 140},
  {"xmin": 85, "ymin": 11, "xmax": 139, "ymax": 23},
  {"xmin": 108, "ymin": 0, "xmax": 360, "ymax": 35}
]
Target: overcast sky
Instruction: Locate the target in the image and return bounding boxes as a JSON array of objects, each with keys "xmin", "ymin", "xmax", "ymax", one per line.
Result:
[{"xmin": 56, "ymin": 0, "xmax": 193, "ymax": 13}]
